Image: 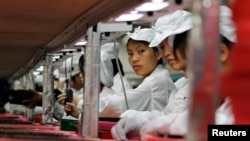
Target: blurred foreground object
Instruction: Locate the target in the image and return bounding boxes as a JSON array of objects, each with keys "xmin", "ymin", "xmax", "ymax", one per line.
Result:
[{"xmin": 221, "ymin": 0, "xmax": 250, "ymax": 124}]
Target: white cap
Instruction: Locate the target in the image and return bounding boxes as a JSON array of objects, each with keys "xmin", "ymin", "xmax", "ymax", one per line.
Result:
[
  {"xmin": 70, "ymin": 64, "xmax": 80, "ymax": 77},
  {"xmin": 100, "ymin": 42, "xmax": 119, "ymax": 88},
  {"xmin": 100, "ymin": 42, "xmax": 119, "ymax": 59},
  {"xmin": 220, "ymin": 5, "xmax": 236, "ymax": 43},
  {"xmin": 54, "ymin": 69, "xmax": 59, "ymax": 79},
  {"xmin": 149, "ymin": 10, "xmax": 192, "ymax": 47},
  {"xmin": 124, "ymin": 27, "xmax": 155, "ymax": 46},
  {"xmin": 58, "ymin": 66, "xmax": 68, "ymax": 82}
]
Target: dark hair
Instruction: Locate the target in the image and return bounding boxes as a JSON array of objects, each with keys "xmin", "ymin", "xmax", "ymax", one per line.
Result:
[
  {"xmin": 111, "ymin": 58, "xmax": 125, "ymax": 76},
  {"xmin": 34, "ymin": 82, "xmax": 43, "ymax": 92},
  {"xmin": 221, "ymin": 35, "xmax": 233, "ymax": 50},
  {"xmin": 70, "ymin": 66, "xmax": 80, "ymax": 82},
  {"xmin": 71, "ymin": 74, "xmax": 77, "ymax": 82},
  {"xmin": 152, "ymin": 47, "xmax": 163, "ymax": 65},
  {"xmin": 78, "ymin": 55, "xmax": 84, "ymax": 74},
  {"xmin": 173, "ymin": 31, "xmax": 234, "ymax": 60},
  {"xmin": 127, "ymin": 39, "xmax": 149, "ymax": 47},
  {"xmin": 173, "ymin": 31, "xmax": 189, "ymax": 60}
]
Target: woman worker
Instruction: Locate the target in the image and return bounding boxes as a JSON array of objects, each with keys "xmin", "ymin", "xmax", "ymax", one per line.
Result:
[{"xmin": 61, "ymin": 28, "xmax": 175, "ymax": 118}]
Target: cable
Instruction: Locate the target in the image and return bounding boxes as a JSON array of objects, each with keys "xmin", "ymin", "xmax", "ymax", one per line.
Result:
[{"xmin": 113, "ymin": 40, "xmax": 129, "ymax": 110}]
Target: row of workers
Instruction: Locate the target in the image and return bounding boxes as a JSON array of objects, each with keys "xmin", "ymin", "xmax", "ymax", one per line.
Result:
[{"xmin": 9, "ymin": 4, "xmax": 236, "ymax": 140}]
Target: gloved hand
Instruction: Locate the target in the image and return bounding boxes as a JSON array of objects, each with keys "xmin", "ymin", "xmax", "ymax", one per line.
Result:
[
  {"xmin": 140, "ymin": 112, "xmax": 188, "ymax": 137},
  {"xmin": 111, "ymin": 116, "xmax": 148, "ymax": 141},
  {"xmin": 169, "ymin": 112, "xmax": 188, "ymax": 136},
  {"xmin": 140, "ymin": 114, "xmax": 175, "ymax": 136},
  {"xmin": 57, "ymin": 93, "xmax": 67, "ymax": 105}
]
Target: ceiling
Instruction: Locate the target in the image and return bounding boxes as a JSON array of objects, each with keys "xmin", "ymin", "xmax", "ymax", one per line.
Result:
[{"xmin": 0, "ymin": 0, "xmax": 143, "ymax": 82}]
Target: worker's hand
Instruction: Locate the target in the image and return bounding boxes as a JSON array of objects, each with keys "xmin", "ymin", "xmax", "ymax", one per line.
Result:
[
  {"xmin": 169, "ymin": 112, "xmax": 188, "ymax": 136},
  {"xmin": 111, "ymin": 116, "xmax": 148, "ymax": 141},
  {"xmin": 64, "ymin": 102, "xmax": 81, "ymax": 118},
  {"xmin": 72, "ymin": 96, "xmax": 80, "ymax": 105},
  {"xmin": 22, "ymin": 89, "xmax": 43, "ymax": 108},
  {"xmin": 57, "ymin": 89, "xmax": 79, "ymax": 106},
  {"xmin": 140, "ymin": 112, "xmax": 187, "ymax": 137},
  {"xmin": 57, "ymin": 93, "xmax": 67, "ymax": 105},
  {"xmin": 140, "ymin": 115, "xmax": 174, "ymax": 136}
]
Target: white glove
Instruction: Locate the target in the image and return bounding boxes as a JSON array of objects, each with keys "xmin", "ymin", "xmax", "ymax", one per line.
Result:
[
  {"xmin": 140, "ymin": 114, "xmax": 176, "ymax": 136},
  {"xmin": 140, "ymin": 112, "xmax": 189, "ymax": 137},
  {"xmin": 169, "ymin": 112, "xmax": 188, "ymax": 136},
  {"xmin": 111, "ymin": 116, "xmax": 148, "ymax": 141}
]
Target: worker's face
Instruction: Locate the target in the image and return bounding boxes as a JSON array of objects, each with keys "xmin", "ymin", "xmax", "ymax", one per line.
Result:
[
  {"xmin": 71, "ymin": 73, "xmax": 84, "ymax": 90},
  {"xmin": 159, "ymin": 38, "xmax": 186, "ymax": 71},
  {"xmin": 127, "ymin": 40, "xmax": 161, "ymax": 77}
]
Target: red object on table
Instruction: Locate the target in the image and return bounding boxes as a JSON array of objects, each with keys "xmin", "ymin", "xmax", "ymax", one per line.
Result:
[
  {"xmin": 98, "ymin": 121, "xmax": 117, "ymax": 139},
  {"xmin": 98, "ymin": 121, "xmax": 139, "ymax": 140}
]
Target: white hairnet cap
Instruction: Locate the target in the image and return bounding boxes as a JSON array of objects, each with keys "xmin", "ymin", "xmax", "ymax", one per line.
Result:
[
  {"xmin": 58, "ymin": 67, "xmax": 67, "ymax": 82},
  {"xmin": 70, "ymin": 64, "xmax": 80, "ymax": 77},
  {"xmin": 54, "ymin": 69, "xmax": 59, "ymax": 79},
  {"xmin": 100, "ymin": 42, "xmax": 119, "ymax": 59},
  {"xmin": 100, "ymin": 42, "xmax": 118, "ymax": 88},
  {"xmin": 220, "ymin": 5, "xmax": 236, "ymax": 43},
  {"xmin": 34, "ymin": 74, "xmax": 43, "ymax": 83},
  {"xmin": 149, "ymin": 10, "xmax": 192, "ymax": 47},
  {"xmin": 124, "ymin": 27, "xmax": 155, "ymax": 46}
]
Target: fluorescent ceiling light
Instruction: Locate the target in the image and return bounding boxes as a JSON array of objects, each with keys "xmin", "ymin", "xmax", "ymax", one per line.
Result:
[
  {"xmin": 135, "ymin": 2, "xmax": 169, "ymax": 12},
  {"xmin": 36, "ymin": 66, "xmax": 44, "ymax": 71},
  {"xmin": 152, "ymin": 0, "xmax": 164, "ymax": 3},
  {"xmin": 115, "ymin": 13, "xmax": 143, "ymax": 22},
  {"xmin": 33, "ymin": 71, "xmax": 40, "ymax": 75},
  {"xmin": 75, "ymin": 41, "xmax": 87, "ymax": 46},
  {"xmin": 49, "ymin": 53, "xmax": 63, "ymax": 56},
  {"xmin": 53, "ymin": 56, "xmax": 60, "ymax": 59},
  {"xmin": 61, "ymin": 48, "xmax": 76, "ymax": 52}
]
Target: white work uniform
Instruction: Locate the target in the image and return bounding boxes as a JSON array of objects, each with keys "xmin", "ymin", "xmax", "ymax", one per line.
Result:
[
  {"xmin": 157, "ymin": 99, "xmax": 234, "ymax": 136},
  {"xmin": 100, "ymin": 65, "xmax": 175, "ymax": 115},
  {"xmin": 111, "ymin": 73, "xmax": 133, "ymax": 93},
  {"xmin": 76, "ymin": 86, "xmax": 115, "ymax": 111},
  {"xmin": 72, "ymin": 88, "xmax": 84, "ymax": 111},
  {"xmin": 121, "ymin": 76, "xmax": 190, "ymax": 120},
  {"xmin": 163, "ymin": 76, "xmax": 190, "ymax": 114},
  {"xmin": 72, "ymin": 88, "xmax": 84, "ymax": 99}
]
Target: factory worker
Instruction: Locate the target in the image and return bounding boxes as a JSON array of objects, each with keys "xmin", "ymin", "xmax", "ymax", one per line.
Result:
[
  {"xmin": 111, "ymin": 9, "xmax": 192, "ymax": 141},
  {"xmin": 140, "ymin": 5, "xmax": 236, "ymax": 136},
  {"xmin": 69, "ymin": 64, "xmax": 84, "ymax": 97},
  {"xmin": 98, "ymin": 27, "xmax": 175, "ymax": 117},
  {"xmin": 112, "ymin": 5, "xmax": 236, "ymax": 140},
  {"xmin": 60, "ymin": 42, "xmax": 118, "ymax": 117},
  {"xmin": 61, "ymin": 28, "xmax": 175, "ymax": 118}
]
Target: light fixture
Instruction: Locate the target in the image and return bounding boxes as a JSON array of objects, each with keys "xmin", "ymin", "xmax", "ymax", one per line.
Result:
[
  {"xmin": 75, "ymin": 41, "xmax": 87, "ymax": 46},
  {"xmin": 61, "ymin": 48, "xmax": 77, "ymax": 52},
  {"xmin": 115, "ymin": 12, "xmax": 144, "ymax": 22},
  {"xmin": 36, "ymin": 66, "xmax": 44, "ymax": 72},
  {"xmin": 135, "ymin": 2, "xmax": 169, "ymax": 12},
  {"xmin": 52, "ymin": 56, "xmax": 60, "ymax": 59},
  {"xmin": 152, "ymin": 0, "xmax": 164, "ymax": 3},
  {"xmin": 33, "ymin": 71, "xmax": 40, "ymax": 76}
]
